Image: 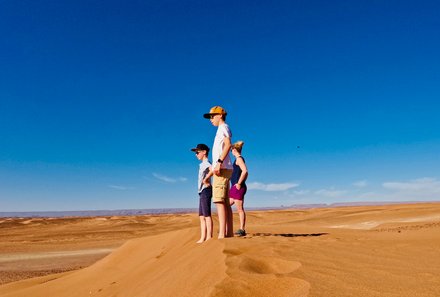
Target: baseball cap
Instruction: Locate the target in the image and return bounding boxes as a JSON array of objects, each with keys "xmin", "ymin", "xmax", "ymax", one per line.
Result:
[
  {"xmin": 203, "ymin": 106, "xmax": 227, "ymax": 119},
  {"xmin": 190, "ymin": 143, "xmax": 210, "ymax": 153}
]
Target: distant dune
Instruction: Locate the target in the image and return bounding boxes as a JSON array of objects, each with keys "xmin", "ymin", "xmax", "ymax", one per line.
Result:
[
  {"xmin": 0, "ymin": 208, "xmax": 199, "ymax": 218},
  {"xmin": 3, "ymin": 200, "xmax": 438, "ymax": 218},
  {"xmin": 1, "ymin": 203, "xmax": 440, "ymax": 296}
]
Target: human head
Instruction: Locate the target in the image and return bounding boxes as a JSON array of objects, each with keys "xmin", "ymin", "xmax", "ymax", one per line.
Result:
[
  {"xmin": 231, "ymin": 141, "xmax": 244, "ymax": 154},
  {"xmin": 203, "ymin": 106, "xmax": 227, "ymax": 126},
  {"xmin": 190, "ymin": 143, "xmax": 210, "ymax": 160}
]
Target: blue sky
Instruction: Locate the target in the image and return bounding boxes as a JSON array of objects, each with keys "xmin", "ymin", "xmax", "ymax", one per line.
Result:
[{"xmin": 1, "ymin": 0, "xmax": 440, "ymax": 211}]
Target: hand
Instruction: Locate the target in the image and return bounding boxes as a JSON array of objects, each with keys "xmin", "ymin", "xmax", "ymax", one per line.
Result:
[
  {"xmin": 203, "ymin": 178, "xmax": 211, "ymax": 187},
  {"xmin": 235, "ymin": 183, "xmax": 241, "ymax": 190},
  {"xmin": 214, "ymin": 163, "xmax": 221, "ymax": 176}
]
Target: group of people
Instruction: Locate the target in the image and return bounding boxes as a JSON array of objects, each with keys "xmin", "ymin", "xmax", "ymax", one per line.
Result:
[{"xmin": 191, "ymin": 106, "xmax": 248, "ymax": 243}]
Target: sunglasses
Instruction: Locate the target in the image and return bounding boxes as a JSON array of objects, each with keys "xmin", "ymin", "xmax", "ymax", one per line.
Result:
[
  {"xmin": 195, "ymin": 151, "xmax": 202, "ymax": 155},
  {"xmin": 209, "ymin": 114, "xmax": 220, "ymax": 119}
]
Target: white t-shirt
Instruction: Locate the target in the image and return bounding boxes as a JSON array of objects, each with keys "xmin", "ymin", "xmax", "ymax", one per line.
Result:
[
  {"xmin": 212, "ymin": 123, "xmax": 233, "ymax": 170},
  {"xmin": 198, "ymin": 159, "xmax": 211, "ymax": 193}
]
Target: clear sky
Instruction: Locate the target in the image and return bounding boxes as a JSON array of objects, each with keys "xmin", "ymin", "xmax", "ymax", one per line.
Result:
[{"xmin": 1, "ymin": 0, "xmax": 440, "ymax": 211}]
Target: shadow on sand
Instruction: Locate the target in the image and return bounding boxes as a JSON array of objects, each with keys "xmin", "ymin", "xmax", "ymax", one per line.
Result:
[{"xmin": 250, "ymin": 232, "xmax": 328, "ymax": 237}]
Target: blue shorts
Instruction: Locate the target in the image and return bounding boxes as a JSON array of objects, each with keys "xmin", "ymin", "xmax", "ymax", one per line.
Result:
[{"xmin": 199, "ymin": 187, "xmax": 212, "ymax": 217}]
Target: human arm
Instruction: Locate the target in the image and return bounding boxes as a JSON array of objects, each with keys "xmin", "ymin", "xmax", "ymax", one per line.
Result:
[
  {"xmin": 213, "ymin": 136, "xmax": 231, "ymax": 175},
  {"xmin": 203, "ymin": 168, "xmax": 214, "ymax": 186}
]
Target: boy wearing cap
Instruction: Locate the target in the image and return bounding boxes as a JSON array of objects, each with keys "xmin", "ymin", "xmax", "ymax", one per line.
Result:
[
  {"xmin": 203, "ymin": 106, "xmax": 234, "ymax": 238},
  {"xmin": 191, "ymin": 143, "xmax": 213, "ymax": 243}
]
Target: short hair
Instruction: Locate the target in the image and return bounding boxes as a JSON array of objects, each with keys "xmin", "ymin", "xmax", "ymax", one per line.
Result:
[{"xmin": 232, "ymin": 141, "xmax": 244, "ymax": 153}]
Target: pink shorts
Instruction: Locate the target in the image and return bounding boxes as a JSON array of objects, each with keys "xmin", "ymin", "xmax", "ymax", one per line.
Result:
[{"xmin": 229, "ymin": 184, "xmax": 247, "ymax": 200}]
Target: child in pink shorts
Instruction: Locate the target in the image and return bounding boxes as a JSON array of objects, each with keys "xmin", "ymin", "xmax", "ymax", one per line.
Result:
[{"xmin": 229, "ymin": 141, "xmax": 248, "ymax": 236}]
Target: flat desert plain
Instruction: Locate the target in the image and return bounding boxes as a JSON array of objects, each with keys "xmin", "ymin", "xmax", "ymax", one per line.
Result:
[{"xmin": 1, "ymin": 202, "xmax": 440, "ymax": 297}]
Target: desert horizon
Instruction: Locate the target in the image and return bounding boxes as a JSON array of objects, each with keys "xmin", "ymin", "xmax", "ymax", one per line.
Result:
[
  {"xmin": 2, "ymin": 200, "xmax": 437, "ymax": 218},
  {"xmin": 1, "ymin": 201, "xmax": 439, "ymax": 296}
]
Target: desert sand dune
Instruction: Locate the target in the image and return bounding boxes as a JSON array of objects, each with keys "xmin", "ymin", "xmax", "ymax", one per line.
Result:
[
  {"xmin": 1, "ymin": 202, "xmax": 440, "ymax": 296},
  {"xmin": 0, "ymin": 228, "xmax": 226, "ymax": 297}
]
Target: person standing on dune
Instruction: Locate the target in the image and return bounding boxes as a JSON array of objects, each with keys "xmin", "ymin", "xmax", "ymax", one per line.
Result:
[
  {"xmin": 190, "ymin": 143, "xmax": 213, "ymax": 243},
  {"xmin": 229, "ymin": 141, "xmax": 248, "ymax": 237},
  {"xmin": 203, "ymin": 106, "xmax": 234, "ymax": 238}
]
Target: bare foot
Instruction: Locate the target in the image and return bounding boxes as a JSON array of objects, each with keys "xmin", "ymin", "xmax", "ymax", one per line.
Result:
[
  {"xmin": 217, "ymin": 235, "xmax": 225, "ymax": 239},
  {"xmin": 196, "ymin": 239, "xmax": 204, "ymax": 243}
]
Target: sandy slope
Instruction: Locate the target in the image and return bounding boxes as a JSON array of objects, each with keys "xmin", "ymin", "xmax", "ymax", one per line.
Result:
[
  {"xmin": 1, "ymin": 202, "xmax": 440, "ymax": 296},
  {"xmin": 0, "ymin": 213, "xmax": 196, "ymax": 284}
]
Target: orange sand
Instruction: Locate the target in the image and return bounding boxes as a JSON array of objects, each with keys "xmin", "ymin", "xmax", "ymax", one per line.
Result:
[{"xmin": 1, "ymin": 202, "xmax": 440, "ymax": 296}]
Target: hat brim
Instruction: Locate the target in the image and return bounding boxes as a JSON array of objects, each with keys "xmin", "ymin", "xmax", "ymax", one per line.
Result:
[
  {"xmin": 190, "ymin": 148, "xmax": 198, "ymax": 152},
  {"xmin": 203, "ymin": 113, "xmax": 226, "ymax": 119}
]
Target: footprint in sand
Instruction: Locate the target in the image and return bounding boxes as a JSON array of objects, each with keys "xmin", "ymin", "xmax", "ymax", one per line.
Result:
[
  {"xmin": 213, "ymin": 251, "xmax": 308, "ymax": 297},
  {"xmin": 223, "ymin": 248, "xmax": 243, "ymax": 256},
  {"xmin": 238, "ymin": 256, "xmax": 301, "ymax": 275}
]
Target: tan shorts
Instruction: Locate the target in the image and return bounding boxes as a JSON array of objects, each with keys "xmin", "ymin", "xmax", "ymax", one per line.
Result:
[{"xmin": 212, "ymin": 169, "xmax": 233, "ymax": 203}]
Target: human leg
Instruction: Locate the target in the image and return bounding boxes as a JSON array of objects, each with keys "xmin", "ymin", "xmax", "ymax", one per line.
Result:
[
  {"xmin": 215, "ymin": 202, "xmax": 226, "ymax": 239},
  {"xmin": 229, "ymin": 184, "xmax": 246, "ymax": 236},
  {"xmin": 197, "ymin": 216, "xmax": 206, "ymax": 243},
  {"xmin": 199, "ymin": 187, "xmax": 212, "ymax": 242},
  {"xmin": 205, "ymin": 216, "xmax": 213, "ymax": 240},
  {"xmin": 225, "ymin": 200, "xmax": 234, "ymax": 237},
  {"xmin": 235, "ymin": 199, "xmax": 246, "ymax": 231},
  {"xmin": 213, "ymin": 171, "xmax": 232, "ymax": 239}
]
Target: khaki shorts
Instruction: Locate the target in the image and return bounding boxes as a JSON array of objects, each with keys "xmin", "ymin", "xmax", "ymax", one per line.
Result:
[{"xmin": 212, "ymin": 169, "xmax": 233, "ymax": 203}]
